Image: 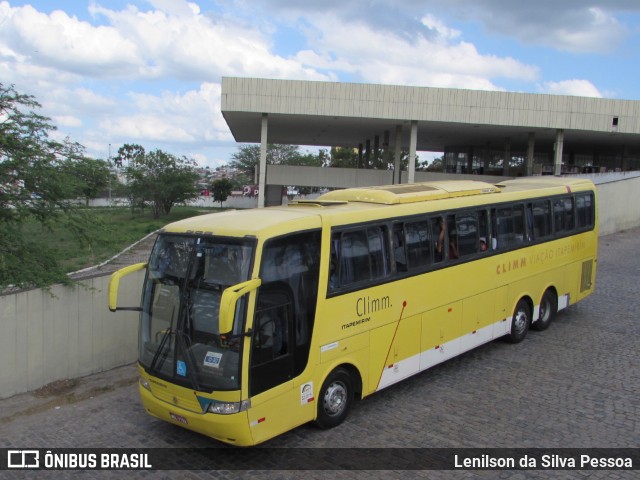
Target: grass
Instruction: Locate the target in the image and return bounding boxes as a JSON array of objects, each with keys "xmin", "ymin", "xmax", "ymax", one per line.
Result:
[{"xmin": 23, "ymin": 206, "xmax": 219, "ymax": 273}]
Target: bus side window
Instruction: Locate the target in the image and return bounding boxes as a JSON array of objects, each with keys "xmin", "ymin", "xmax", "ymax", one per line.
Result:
[
  {"xmin": 392, "ymin": 224, "xmax": 408, "ymax": 272},
  {"xmin": 554, "ymin": 197, "xmax": 575, "ymax": 234},
  {"xmin": 431, "ymin": 216, "xmax": 445, "ymax": 263},
  {"xmin": 404, "ymin": 220, "xmax": 432, "ymax": 269},
  {"xmin": 576, "ymin": 193, "xmax": 594, "ymax": 229},
  {"xmin": 493, "ymin": 205, "xmax": 525, "ymax": 249},
  {"xmin": 334, "ymin": 225, "xmax": 390, "ymax": 287},
  {"xmin": 531, "ymin": 200, "xmax": 552, "ymax": 239},
  {"xmin": 478, "ymin": 210, "xmax": 490, "ymax": 252},
  {"xmin": 455, "ymin": 212, "xmax": 478, "ymax": 257}
]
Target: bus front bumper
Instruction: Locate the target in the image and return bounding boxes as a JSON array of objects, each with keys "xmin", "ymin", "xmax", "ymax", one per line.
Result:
[{"xmin": 138, "ymin": 382, "xmax": 255, "ymax": 446}]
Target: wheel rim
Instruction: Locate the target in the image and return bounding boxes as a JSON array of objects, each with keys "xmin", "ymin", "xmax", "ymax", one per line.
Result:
[
  {"xmin": 323, "ymin": 381, "xmax": 347, "ymax": 417},
  {"xmin": 513, "ymin": 308, "xmax": 528, "ymax": 334}
]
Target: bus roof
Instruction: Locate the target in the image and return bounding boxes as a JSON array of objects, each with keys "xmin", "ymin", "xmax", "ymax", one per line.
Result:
[
  {"xmin": 161, "ymin": 206, "xmax": 322, "ymax": 238},
  {"xmin": 312, "ymin": 180, "xmax": 500, "ymax": 205},
  {"xmin": 161, "ymin": 177, "xmax": 595, "ymax": 238}
]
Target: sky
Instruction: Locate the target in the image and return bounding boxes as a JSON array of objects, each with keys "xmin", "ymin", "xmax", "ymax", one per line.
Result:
[{"xmin": 2, "ymin": 0, "xmax": 640, "ymax": 169}]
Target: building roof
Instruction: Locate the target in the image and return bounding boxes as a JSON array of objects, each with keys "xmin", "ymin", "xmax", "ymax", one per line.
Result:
[{"xmin": 221, "ymin": 77, "xmax": 640, "ymax": 155}]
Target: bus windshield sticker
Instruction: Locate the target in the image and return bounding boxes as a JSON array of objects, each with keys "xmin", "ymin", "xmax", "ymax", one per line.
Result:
[
  {"xmin": 176, "ymin": 360, "xmax": 187, "ymax": 377},
  {"xmin": 301, "ymin": 382, "xmax": 314, "ymax": 405},
  {"xmin": 204, "ymin": 351, "xmax": 223, "ymax": 368}
]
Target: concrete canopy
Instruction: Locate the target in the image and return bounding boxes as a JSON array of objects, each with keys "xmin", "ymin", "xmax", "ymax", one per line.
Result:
[{"xmin": 221, "ymin": 77, "xmax": 640, "ymax": 155}]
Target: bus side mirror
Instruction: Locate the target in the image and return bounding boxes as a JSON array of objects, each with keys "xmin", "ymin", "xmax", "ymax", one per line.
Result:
[
  {"xmin": 108, "ymin": 262, "xmax": 147, "ymax": 312},
  {"xmin": 219, "ymin": 278, "xmax": 262, "ymax": 335}
]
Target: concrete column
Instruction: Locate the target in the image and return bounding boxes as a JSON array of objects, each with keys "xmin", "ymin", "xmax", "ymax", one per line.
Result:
[
  {"xmin": 258, "ymin": 113, "xmax": 268, "ymax": 208},
  {"xmin": 526, "ymin": 132, "xmax": 535, "ymax": 176},
  {"xmin": 383, "ymin": 130, "xmax": 391, "ymax": 170},
  {"xmin": 503, "ymin": 137, "xmax": 511, "ymax": 176},
  {"xmin": 408, "ymin": 121, "xmax": 417, "ymax": 184},
  {"xmin": 554, "ymin": 129, "xmax": 564, "ymax": 176},
  {"xmin": 365, "ymin": 139, "xmax": 371, "ymax": 168},
  {"xmin": 483, "ymin": 143, "xmax": 491, "ymax": 172},
  {"xmin": 466, "ymin": 146, "xmax": 474, "ymax": 174},
  {"xmin": 393, "ymin": 125, "xmax": 402, "ymax": 184},
  {"xmin": 373, "ymin": 135, "xmax": 380, "ymax": 168}
]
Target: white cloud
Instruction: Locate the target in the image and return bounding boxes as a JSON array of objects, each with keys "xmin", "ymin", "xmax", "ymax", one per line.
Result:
[
  {"xmin": 420, "ymin": 14, "xmax": 460, "ymax": 41},
  {"xmin": 1, "ymin": 0, "xmax": 626, "ymax": 167},
  {"xmin": 86, "ymin": 1, "xmax": 330, "ymax": 82},
  {"xmin": 52, "ymin": 115, "xmax": 82, "ymax": 127},
  {"xmin": 98, "ymin": 82, "xmax": 232, "ymax": 147},
  {"xmin": 540, "ymin": 80, "xmax": 603, "ymax": 98},
  {"xmin": 416, "ymin": 0, "xmax": 632, "ymax": 54},
  {"xmin": 295, "ymin": 12, "xmax": 538, "ymax": 88},
  {"xmin": 0, "ymin": 3, "xmax": 140, "ymax": 76},
  {"xmin": 256, "ymin": 1, "xmax": 636, "ymax": 54}
]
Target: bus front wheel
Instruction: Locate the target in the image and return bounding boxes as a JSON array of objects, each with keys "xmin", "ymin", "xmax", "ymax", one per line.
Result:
[
  {"xmin": 508, "ymin": 299, "xmax": 531, "ymax": 343},
  {"xmin": 315, "ymin": 368, "xmax": 353, "ymax": 429}
]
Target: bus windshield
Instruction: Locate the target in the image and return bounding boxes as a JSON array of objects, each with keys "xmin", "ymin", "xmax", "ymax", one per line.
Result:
[{"xmin": 139, "ymin": 234, "xmax": 254, "ymax": 392}]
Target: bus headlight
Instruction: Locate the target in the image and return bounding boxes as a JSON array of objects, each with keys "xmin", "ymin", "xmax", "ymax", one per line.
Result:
[
  {"xmin": 207, "ymin": 399, "xmax": 251, "ymax": 415},
  {"xmin": 140, "ymin": 376, "xmax": 151, "ymax": 391}
]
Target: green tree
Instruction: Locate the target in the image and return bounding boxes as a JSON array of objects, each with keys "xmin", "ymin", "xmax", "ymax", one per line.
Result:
[
  {"xmin": 426, "ymin": 156, "xmax": 444, "ymax": 171},
  {"xmin": 327, "ymin": 147, "xmax": 359, "ymax": 168},
  {"xmin": 118, "ymin": 145, "xmax": 200, "ymax": 218},
  {"xmin": 229, "ymin": 144, "xmax": 323, "ymax": 178},
  {"xmin": 0, "ymin": 83, "xmax": 101, "ymax": 289},
  {"xmin": 211, "ymin": 177, "xmax": 233, "ymax": 207},
  {"xmin": 67, "ymin": 157, "xmax": 113, "ymax": 205}
]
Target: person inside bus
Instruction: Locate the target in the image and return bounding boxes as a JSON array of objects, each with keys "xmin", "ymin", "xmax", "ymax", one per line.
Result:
[
  {"xmin": 445, "ymin": 217, "xmax": 459, "ymax": 260},
  {"xmin": 435, "ymin": 217, "xmax": 446, "ymax": 261},
  {"xmin": 393, "ymin": 230, "xmax": 407, "ymax": 272},
  {"xmin": 479, "ymin": 237, "xmax": 488, "ymax": 252}
]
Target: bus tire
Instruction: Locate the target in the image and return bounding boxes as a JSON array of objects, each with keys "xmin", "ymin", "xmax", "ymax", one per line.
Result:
[
  {"xmin": 508, "ymin": 298, "xmax": 531, "ymax": 343},
  {"xmin": 533, "ymin": 289, "xmax": 557, "ymax": 331},
  {"xmin": 315, "ymin": 368, "xmax": 353, "ymax": 429}
]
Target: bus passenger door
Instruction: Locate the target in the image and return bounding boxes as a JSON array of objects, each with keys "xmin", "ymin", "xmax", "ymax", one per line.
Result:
[
  {"xmin": 246, "ymin": 230, "xmax": 321, "ymax": 444},
  {"xmin": 247, "ymin": 286, "xmax": 298, "ymax": 444},
  {"xmin": 250, "ymin": 287, "xmax": 294, "ymax": 395}
]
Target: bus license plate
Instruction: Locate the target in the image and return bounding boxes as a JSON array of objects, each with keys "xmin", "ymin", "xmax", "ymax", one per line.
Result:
[{"xmin": 169, "ymin": 412, "xmax": 188, "ymax": 424}]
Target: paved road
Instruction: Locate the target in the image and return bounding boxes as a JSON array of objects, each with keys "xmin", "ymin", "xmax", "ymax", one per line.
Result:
[{"xmin": 1, "ymin": 229, "xmax": 639, "ymax": 479}]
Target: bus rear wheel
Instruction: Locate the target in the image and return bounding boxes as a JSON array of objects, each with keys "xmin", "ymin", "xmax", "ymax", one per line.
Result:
[
  {"xmin": 315, "ymin": 368, "xmax": 353, "ymax": 429},
  {"xmin": 533, "ymin": 289, "xmax": 557, "ymax": 331},
  {"xmin": 508, "ymin": 299, "xmax": 531, "ymax": 343}
]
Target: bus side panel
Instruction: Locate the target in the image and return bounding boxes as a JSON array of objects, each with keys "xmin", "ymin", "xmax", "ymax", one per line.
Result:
[
  {"xmin": 374, "ymin": 313, "xmax": 421, "ymax": 390},
  {"xmin": 248, "ymin": 381, "xmax": 300, "ymax": 443},
  {"xmin": 460, "ymin": 291, "xmax": 497, "ymax": 352},
  {"xmin": 573, "ymin": 256, "xmax": 596, "ymax": 304},
  {"xmin": 492, "ymin": 286, "xmax": 510, "ymax": 338},
  {"xmin": 419, "ymin": 302, "xmax": 462, "ymax": 372}
]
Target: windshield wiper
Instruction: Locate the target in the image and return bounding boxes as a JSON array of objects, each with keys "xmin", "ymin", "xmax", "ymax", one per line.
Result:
[
  {"xmin": 169, "ymin": 286, "xmax": 201, "ymax": 391},
  {"xmin": 150, "ymin": 306, "xmax": 175, "ymax": 372}
]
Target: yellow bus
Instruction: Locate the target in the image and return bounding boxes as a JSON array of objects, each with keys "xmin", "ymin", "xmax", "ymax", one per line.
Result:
[{"xmin": 109, "ymin": 176, "xmax": 597, "ymax": 446}]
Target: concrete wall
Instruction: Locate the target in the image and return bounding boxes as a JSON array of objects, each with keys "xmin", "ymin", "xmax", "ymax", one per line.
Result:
[
  {"xmin": 1, "ymin": 173, "xmax": 639, "ymax": 399},
  {"xmin": 266, "ymin": 164, "xmax": 508, "ymax": 189},
  {"xmin": 0, "ymin": 271, "xmax": 144, "ymax": 399},
  {"xmin": 588, "ymin": 171, "xmax": 640, "ymax": 235}
]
